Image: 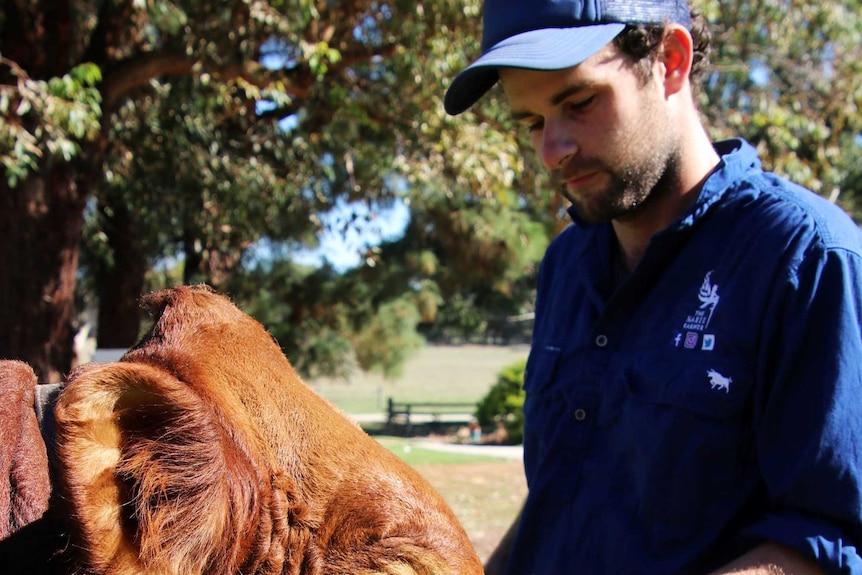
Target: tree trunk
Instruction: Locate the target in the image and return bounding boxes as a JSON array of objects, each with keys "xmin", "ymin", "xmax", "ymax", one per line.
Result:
[
  {"xmin": 0, "ymin": 163, "xmax": 88, "ymax": 382},
  {"xmin": 94, "ymin": 201, "xmax": 149, "ymax": 349}
]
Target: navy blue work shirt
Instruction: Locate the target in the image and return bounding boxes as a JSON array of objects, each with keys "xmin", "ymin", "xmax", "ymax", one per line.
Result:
[{"xmin": 505, "ymin": 139, "xmax": 862, "ymax": 575}]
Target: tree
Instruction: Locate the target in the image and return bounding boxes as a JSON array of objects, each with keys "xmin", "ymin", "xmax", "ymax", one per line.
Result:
[
  {"xmin": 2, "ymin": 0, "xmax": 531, "ymax": 380},
  {"xmin": 80, "ymin": 73, "xmax": 324, "ymax": 348},
  {"xmin": 222, "ymin": 259, "xmax": 360, "ymax": 380},
  {"xmin": 697, "ymin": 0, "xmax": 862, "ymax": 212},
  {"xmin": 1, "ymin": 0, "xmax": 336, "ymax": 378}
]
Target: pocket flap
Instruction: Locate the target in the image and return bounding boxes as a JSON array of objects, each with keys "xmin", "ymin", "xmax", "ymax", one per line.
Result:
[
  {"xmin": 626, "ymin": 358, "xmax": 749, "ymax": 420},
  {"xmin": 524, "ymin": 344, "xmax": 561, "ymax": 394}
]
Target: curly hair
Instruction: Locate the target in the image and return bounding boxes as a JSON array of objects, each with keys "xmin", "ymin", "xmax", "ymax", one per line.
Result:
[{"xmin": 612, "ymin": 7, "xmax": 711, "ymax": 93}]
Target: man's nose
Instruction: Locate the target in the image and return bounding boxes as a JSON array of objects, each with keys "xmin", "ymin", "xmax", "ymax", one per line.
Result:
[{"xmin": 540, "ymin": 121, "xmax": 578, "ymax": 171}]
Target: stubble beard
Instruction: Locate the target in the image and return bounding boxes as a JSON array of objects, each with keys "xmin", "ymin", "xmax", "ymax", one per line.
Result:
[{"xmin": 559, "ymin": 141, "xmax": 681, "ymax": 226}]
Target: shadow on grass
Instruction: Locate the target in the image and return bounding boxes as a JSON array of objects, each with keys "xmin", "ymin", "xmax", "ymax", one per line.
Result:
[{"xmin": 361, "ymin": 420, "xmax": 468, "ymax": 438}]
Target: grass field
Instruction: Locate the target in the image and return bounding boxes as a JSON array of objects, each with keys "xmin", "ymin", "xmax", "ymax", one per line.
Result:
[{"xmin": 309, "ymin": 343, "xmax": 530, "ymax": 415}]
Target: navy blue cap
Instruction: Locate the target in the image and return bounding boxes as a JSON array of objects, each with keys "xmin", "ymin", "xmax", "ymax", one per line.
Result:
[{"xmin": 444, "ymin": 0, "xmax": 691, "ymax": 115}]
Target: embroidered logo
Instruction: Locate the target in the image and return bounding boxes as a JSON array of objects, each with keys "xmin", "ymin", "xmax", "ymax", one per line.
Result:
[
  {"xmin": 702, "ymin": 334, "xmax": 716, "ymax": 351},
  {"xmin": 683, "ymin": 271, "xmax": 720, "ymax": 332},
  {"xmin": 684, "ymin": 332, "xmax": 699, "ymax": 349},
  {"xmin": 707, "ymin": 369, "xmax": 731, "ymax": 393},
  {"xmin": 698, "ymin": 271, "xmax": 720, "ymax": 316}
]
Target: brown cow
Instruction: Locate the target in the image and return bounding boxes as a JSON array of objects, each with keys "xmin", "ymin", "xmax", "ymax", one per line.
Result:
[{"xmin": 0, "ymin": 286, "xmax": 483, "ymax": 575}]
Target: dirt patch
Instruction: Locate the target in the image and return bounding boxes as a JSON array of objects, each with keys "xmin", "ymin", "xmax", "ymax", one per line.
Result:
[{"xmin": 413, "ymin": 459, "xmax": 527, "ymax": 564}]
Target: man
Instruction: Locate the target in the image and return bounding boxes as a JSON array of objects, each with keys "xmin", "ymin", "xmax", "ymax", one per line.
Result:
[{"xmin": 445, "ymin": 1, "xmax": 862, "ymax": 574}]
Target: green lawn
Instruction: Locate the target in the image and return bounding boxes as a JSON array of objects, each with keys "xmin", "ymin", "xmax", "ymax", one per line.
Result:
[
  {"xmin": 308, "ymin": 344, "xmax": 529, "ymax": 415},
  {"xmin": 374, "ymin": 436, "xmax": 508, "ymax": 465}
]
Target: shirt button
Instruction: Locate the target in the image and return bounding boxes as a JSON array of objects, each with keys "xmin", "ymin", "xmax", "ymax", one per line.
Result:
[
  {"xmin": 574, "ymin": 408, "xmax": 587, "ymax": 421},
  {"xmin": 595, "ymin": 334, "xmax": 608, "ymax": 347}
]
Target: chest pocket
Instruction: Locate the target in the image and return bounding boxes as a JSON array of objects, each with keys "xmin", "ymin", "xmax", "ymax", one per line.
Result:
[
  {"xmin": 625, "ymin": 357, "xmax": 750, "ymax": 419},
  {"xmin": 522, "ymin": 344, "xmax": 563, "ymax": 462},
  {"xmin": 523, "ymin": 343, "xmax": 561, "ymax": 394},
  {"xmin": 522, "ymin": 344, "xmax": 602, "ymax": 503},
  {"xmin": 616, "ymin": 356, "xmax": 756, "ymax": 544}
]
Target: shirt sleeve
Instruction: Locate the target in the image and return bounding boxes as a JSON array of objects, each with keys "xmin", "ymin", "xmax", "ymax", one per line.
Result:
[{"xmin": 742, "ymin": 243, "xmax": 862, "ymax": 574}]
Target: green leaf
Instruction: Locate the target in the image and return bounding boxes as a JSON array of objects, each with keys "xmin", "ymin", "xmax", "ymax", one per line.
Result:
[{"xmin": 70, "ymin": 63, "xmax": 102, "ymax": 87}]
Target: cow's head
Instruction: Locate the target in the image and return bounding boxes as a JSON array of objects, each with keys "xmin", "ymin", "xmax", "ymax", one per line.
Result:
[{"xmin": 5, "ymin": 286, "xmax": 482, "ymax": 575}]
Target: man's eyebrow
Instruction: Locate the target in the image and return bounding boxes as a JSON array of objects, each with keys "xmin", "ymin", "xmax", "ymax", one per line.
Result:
[{"xmin": 509, "ymin": 83, "xmax": 593, "ymax": 122}]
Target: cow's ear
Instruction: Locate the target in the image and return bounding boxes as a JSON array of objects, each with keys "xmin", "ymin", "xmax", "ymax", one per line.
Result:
[
  {"xmin": 54, "ymin": 361, "xmax": 289, "ymax": 575},
  {"xmin": 138, "ymin": 289, "xmax": 173, "ymax": 319},
  {"xmin": 139, "ymin": 284, "xmax": 217, "ymax": 319}
]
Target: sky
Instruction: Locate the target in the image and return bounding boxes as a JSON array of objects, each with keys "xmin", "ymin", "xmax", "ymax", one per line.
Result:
[
  {"xmin": 290, "ymin": 197, "xmax": 411, "ymax": 272},
  {"xmin": 255, "ymin": 51, "xmax": 410, "ymax": 273}
]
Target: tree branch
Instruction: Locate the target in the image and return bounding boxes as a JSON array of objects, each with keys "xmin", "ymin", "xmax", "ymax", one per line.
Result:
[{"xmin": 101, "ymin": 52, "xmax": 196, "ymax": 110}]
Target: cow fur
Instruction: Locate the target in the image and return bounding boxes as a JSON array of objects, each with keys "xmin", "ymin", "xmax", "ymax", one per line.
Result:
[
  {"xmin": 0, "ymin": 286, "xmax": 482, "ymax": 575},
  {"xmin": 0, "ymin": 360, "xmax": 51, "ymax": 539}
]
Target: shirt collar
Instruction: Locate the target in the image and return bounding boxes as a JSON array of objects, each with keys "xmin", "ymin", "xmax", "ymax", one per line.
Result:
[
  {"xmin": 565, "ymin": 138, "xmax": 761, "ymax": 233},
  {"xmin": 674, "ymin": 138, "xmax": 760, "ymax": 230}
]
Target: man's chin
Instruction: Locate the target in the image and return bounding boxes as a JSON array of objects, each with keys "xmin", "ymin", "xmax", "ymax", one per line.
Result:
[
  {"xmin": 565, "ymin": 197, "xmax": 619, "ymax": 225},
  {"xmin": 567, "ymin": 204, "xmax": 613, "ymax": 226}
]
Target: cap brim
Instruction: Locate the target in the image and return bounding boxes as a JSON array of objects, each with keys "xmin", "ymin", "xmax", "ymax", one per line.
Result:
[{"xmin": 444, "ymin": 24, "xmax": 626, "ymax": 115}]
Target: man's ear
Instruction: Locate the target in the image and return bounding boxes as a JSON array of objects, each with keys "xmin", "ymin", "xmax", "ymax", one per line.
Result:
[{"xmin": 659, "ymin": 25, "xmax": 694, "ymax": 98}]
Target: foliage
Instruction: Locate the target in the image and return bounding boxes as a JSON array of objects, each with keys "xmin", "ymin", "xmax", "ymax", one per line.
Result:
[
  {"xmin": 2, "ymin": 0, "xmax": 860, "ymax": 379},
  {"xmin": 0, "ymin": 0, "xmax": 535, "ymax": 377},
  {"xmin": 0, "ymin": 0, "xmax": 546, "ymax": 378},
  {"xmin": 475, "ymin": 358, "xmax": 526, "ymax": 445},
  {"xmin": 367, "ymin": 185, "xmax": 548, "ymax": 345},
  {"xmin": 221, "ymin": 256, "xmax": 425, "ymax": 380},
  {"xmin": 0, "ymin": 59, "xmax": 102, "ymax": 187},
  {"xmin": 420, "ymin": 293, "xmax": 489, "ymax": 344},
  {"xmin": 350, "ymin": 298, "xmax": 425, "ymax": 380},
  {"xmin": 696, "ymin": 0, "xmax": 862, "ymax": 211},
  {"xmin": 222, "ymin": 260, "xmax": 357, "ymax": 380}
]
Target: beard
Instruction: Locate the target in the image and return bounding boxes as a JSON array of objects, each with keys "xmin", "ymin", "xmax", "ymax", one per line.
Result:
[{"xmin": 558, "ymin": 147, "xmax": 681, "ymax": 225}]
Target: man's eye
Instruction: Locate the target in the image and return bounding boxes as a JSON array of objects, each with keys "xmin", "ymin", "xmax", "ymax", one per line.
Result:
[
  {"xmin": 567, "ymin": 95, "xmax": 595, "ymax": 111},
  {"xmin": 527, "ymin": 120, "xmax": 544, "ymax": 132}
]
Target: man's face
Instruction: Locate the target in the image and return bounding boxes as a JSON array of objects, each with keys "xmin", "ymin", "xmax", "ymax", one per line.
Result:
[{"xmin": 499, "ymin": 43, "xmax": 681, "ymax": 225}]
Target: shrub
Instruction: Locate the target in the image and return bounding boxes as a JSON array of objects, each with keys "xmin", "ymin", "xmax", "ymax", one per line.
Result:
[{"xmin": 475, "ymin": 358, "xmax": 526, "ymax": 444}]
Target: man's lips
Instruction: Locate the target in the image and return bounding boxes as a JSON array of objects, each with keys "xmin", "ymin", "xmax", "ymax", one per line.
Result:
[{"xmin": 562, "ymin": 171, "xmax": 599, "ymax": 190}]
